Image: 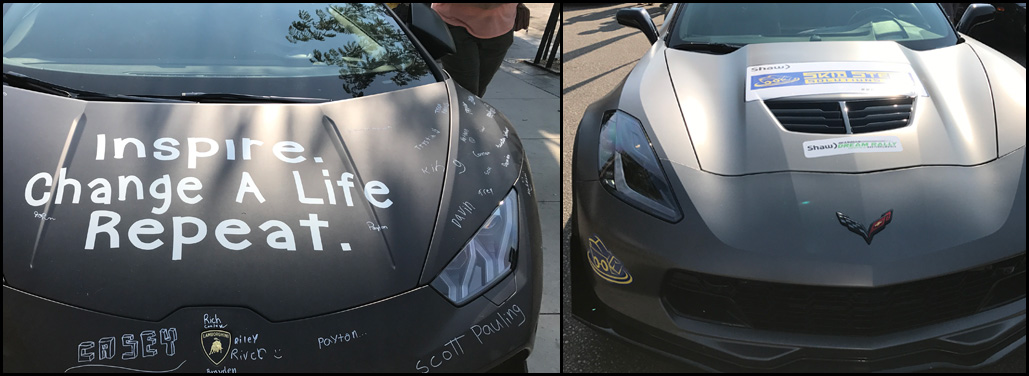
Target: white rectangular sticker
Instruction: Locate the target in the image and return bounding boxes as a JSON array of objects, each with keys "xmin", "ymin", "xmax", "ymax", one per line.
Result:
[
  {"xmin": 746, "ymin": 62, "xmax": 927, "ymax": 102},
  {"xmin": 803, "ymin": 136, "xmax": 903, "ymax": 158}
]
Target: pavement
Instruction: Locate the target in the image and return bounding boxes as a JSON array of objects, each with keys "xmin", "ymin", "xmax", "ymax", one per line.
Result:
[
  {"xmin": 561, "ymin": 4, "xmax": 691, "ymax": 373},
  {"xmin": 479, "ymin": 3, "xmax": 560, "ymax": 373},
  {"xmin": 561, "ymin": 3, "xmax": 1026, "ymax": 373}
]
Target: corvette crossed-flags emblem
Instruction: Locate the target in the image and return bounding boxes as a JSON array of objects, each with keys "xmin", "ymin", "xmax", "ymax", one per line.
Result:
[{"xmin": 836, "ymin": 210, "xmax": 893, "ymax": 245}]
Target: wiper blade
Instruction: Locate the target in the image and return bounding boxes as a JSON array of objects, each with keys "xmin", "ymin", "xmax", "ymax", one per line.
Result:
[
  {"xmin": 3, "ymin": 73, "xmax": 326, "ymax": 103},
  {"xmin": 162, "ymin": 92, "xmax": 329, "ymax": 103},
  {"xmin": 3, "ymin": 71, "xmax": 72, "ymax": 96},
  {"xmin": 3, "ymin": 71, "xmax": 188, "ymax": 103},
  {"xmin": 669, "ymin": 42, "xmax": 743, "ymax": 54}
]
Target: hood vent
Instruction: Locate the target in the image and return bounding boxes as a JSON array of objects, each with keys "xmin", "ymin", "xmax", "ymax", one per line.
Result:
[{"xmin": 767, "ymin": 97, "xmax": 914, "ymax": 134}]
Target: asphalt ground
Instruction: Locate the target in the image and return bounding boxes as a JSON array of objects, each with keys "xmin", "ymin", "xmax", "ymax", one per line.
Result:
[{"xmin": 560, "ymin": 3, "xmax": 1026, "ymax": 373}]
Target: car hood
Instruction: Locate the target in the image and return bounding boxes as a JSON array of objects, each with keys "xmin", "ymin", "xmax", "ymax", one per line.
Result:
[
  {"xmin": 664, "ymin": 41, "xmax": 997, "ymax": 175},
  {"xmin": 2, "ymin": 83, "xmax": 454, "ymax": 321}
]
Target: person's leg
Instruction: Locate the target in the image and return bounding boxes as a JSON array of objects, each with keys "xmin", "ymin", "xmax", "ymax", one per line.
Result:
[
  {"xmin": 440, "ymin": 25, "xmax": 481, "ymax": 96},
  {"xmin": 474, "ymin": 30, "xmax": 514, "ymax": 98}
]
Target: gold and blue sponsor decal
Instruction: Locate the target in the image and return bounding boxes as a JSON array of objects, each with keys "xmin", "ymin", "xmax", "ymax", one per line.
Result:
[
  {"xmin": 751, "ymin": 70, "xmax": 897, "ymax": 90},
  {"xmin": 752, "ymin": 73, "xmax": 803, "ymax": 88},
  {"xmin": 586, "ymin": 235, "xmax": 633, "ymax": 285}
]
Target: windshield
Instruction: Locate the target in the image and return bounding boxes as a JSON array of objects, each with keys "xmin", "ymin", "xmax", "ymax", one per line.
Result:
[
  {"xmin": 669, "ymin": 3, "xmax": 958, "ymax": 51},
  {"xmin": 2, "ymin": 3, "xmax": 436, "ymax": 100}
]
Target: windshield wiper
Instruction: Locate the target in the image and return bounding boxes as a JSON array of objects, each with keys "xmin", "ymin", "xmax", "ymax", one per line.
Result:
[
  {"xmin": 3, "ymin": 71, "xmax": 189, "ymax": 103},
  {"xmin": 668, "ymin": 42, "xmax": 743, "ymax": 54},
  {"xmin": 3, "ymin": 73, "xmax": 327, "ymax": 103},
  {"xmin": 150, "ymin": 92, "xmax": 330, "ymax": 103}
]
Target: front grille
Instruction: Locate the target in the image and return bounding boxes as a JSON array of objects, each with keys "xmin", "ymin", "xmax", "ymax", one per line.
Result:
[
  {"xmin": 767, "ymin": 97, "xmax": 914, "ymax": 134},
  {"xmin": 663, "ymin": 253, "xmax": 1026, "ymax": 336}
]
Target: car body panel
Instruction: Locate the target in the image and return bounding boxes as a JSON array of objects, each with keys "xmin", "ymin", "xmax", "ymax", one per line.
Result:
[
  {"xmin": 3, "ymin": 83, "xmax": 451, "ymax": 321},
  {"xmin": 962, "ymin": 35, "xmax": 1028, "ymax": 156},
  {"xmin": 586, "ymin": 148, "xmax": 1025, "ymax": 288},
  {"xmin": 571, "ymin": 147, "xmax": 1026, "ymax": 370},
  {"xmin": 662, "ymin": 41, "xmax": 997, "ymax": 176},
  {"xmin": 416, "ymin": 84, "xmax": 532, "ymax": 286},
  {"xmin": 2, "ymin": 176, "xmax": 541, "ymax": 372},
  {"xmin": 617, "ymin": 39, "xmax": 701, "ymax": 172}
]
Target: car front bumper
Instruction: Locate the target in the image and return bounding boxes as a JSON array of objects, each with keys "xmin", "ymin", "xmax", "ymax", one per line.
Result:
[
  {"xmin": 571, "ymin": 178, "xmax": 1026, "ymax": 372},
  {"xmin": 3, "ymin": 187, "xmax": 542, "ymax": 373}
]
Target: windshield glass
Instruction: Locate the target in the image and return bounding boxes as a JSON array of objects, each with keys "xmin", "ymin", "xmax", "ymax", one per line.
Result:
[
  {"xmin": 2, "ymin": 3, "xmax": 436, "ymax": 100},
  {"xmin": 669, "ymin": 3, "xmax": 958, "ymax": 51}
]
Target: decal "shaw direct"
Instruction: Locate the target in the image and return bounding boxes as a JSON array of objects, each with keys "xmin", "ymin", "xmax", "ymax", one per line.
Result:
[{"xmin": 803, "ymin": 136, "xmax": 903, "ymax": 158}]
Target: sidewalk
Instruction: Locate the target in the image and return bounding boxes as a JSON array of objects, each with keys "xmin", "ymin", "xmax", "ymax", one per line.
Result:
[{"xmin": 480, "ymin": 3, "xmax": 560, "ymax": 373}]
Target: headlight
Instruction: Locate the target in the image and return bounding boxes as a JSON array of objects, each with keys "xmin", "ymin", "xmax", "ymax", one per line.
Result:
[
  {"xmin": 598, "ymin": 110, "xmax": 682, "ymax": 221},
  {"xmin": 431, "ymin": 189, "xmax": 518, "ymax": 305}
]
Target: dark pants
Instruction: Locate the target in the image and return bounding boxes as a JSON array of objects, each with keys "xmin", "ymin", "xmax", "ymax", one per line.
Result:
[{"xmin": 441, "ymin": 24, "xmax": 514, "ymax": 98}]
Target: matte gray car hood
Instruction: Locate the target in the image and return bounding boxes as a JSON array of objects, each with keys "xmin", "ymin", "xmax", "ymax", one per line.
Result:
[
  {"xmin": 2, "ymin": 83, "xmax": 453, "ymax": 321},
  {"xmin": 664, "ymin": 41, "xmax": 997, "ymax": 175}
]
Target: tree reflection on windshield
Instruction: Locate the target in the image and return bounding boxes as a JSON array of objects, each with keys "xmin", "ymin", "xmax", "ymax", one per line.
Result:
[{"xmin": 286, "ymin": 3, "xmax": 429, "ymax": 97}]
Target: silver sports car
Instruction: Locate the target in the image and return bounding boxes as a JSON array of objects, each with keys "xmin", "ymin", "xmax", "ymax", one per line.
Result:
[{"xmin": 571, "ymin": 3, "xmax": 1025, "ymax": 372}]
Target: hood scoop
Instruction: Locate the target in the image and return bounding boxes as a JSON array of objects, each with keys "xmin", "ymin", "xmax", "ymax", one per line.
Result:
[{"xmin": 766, "ymin": 96, "xmax": 914, "ymax": 134}]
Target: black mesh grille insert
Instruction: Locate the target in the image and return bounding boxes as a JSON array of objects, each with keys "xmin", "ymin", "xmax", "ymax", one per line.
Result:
[
  {"xmin": 767, "ymin": 97, "xmax": 914, "ymax": 134},
  {"xmin": 663, "ymin": 253, "xmax": 1026, "ymax": 336}
]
